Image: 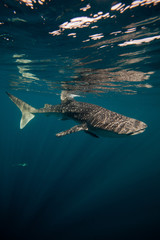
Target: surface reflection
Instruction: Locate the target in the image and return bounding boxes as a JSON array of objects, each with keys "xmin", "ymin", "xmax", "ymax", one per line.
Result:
[
  {"xmin": 2, "ymin": 0, "xmax": 159, "ymax": 96},
  {"xmin": 17, "ymin": 0, "xmax": 47, "ymax": 9},
  {"xmin": 43, "ymin": 67, "xmax": 154, "ymax": 95},
  {"xmin": 11, "ymin": 54, "xmax": 40, "ymax": 89},
  {"xmin": 72, "ymin": 68, "xmax": 153, "ymax": 94}
]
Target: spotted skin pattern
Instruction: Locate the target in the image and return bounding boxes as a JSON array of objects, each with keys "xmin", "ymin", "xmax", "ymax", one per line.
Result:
[
  {"xmin": 37, "ymin": 99, "xmax": 147, "ymax": 136},
  {"xmin": 6, "ymin": 92, "xmax": 147, "ymax": 137}
]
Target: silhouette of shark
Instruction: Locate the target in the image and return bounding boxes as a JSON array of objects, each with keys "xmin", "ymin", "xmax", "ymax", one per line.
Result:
[{"xmin": 6, "ymin": 91, "xmax": 147, "ymax": 138}]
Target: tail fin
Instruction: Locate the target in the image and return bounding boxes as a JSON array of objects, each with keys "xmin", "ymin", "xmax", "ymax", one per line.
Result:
[{"xmin": 6, "ymin": 92, "xmax": 37, "ymax": 129}]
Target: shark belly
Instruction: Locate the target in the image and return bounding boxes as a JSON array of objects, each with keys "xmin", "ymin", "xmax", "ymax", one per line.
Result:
[{"xmin": 88, "ymin": 125, "xmax": 146, "ymax": 138}]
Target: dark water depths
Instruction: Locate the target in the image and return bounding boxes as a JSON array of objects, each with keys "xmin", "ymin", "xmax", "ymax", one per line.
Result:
[{"xmin": 0, "ymin": 0, "xmax": 160, "ymax": 239}]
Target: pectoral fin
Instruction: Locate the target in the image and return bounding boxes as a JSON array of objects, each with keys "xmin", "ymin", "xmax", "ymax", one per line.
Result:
[
  {"xmin": 56, "ymin": 123, "xmax": 88, "ymax": 137},
  {"xmin": 84, "ymin": 130, "xmax": 99, "ymax": 138}
]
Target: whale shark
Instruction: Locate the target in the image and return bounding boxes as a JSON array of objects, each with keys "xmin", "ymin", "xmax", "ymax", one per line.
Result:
[{"xmin": 6, "ymin": 91, "xmax": 147, "ymax": 138}]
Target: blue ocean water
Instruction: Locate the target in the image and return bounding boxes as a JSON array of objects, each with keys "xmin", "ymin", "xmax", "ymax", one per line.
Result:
[{"xmin": 0, "ymin": 0, "xmax": 160, "ymax": 239}]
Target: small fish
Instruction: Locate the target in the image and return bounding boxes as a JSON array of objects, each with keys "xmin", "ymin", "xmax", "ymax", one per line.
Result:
[{"xmin": 12, "ymin": 163, "xmax": 28, "ymax": 167}]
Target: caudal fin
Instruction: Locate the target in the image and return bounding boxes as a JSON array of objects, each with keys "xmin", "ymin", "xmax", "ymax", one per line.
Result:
[{"xmin": 6, "ymin": 92, "xmax": 37, "ymax": 129}]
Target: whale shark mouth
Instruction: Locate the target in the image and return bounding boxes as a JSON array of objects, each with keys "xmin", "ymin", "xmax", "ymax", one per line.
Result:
[{"xmin": 129, "ymin": 128, "xmax": 146, "ymax": 136}]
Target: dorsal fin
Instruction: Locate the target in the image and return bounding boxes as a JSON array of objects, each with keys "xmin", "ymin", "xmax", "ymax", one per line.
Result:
[
  {"xmin": 60, "ymin": 91, "xmax": 80, "ymax": 102},
  {"xmin": 60, "ymin": 91, "xmax": 74, "ymax": 102}
]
